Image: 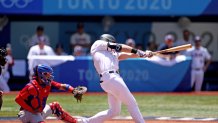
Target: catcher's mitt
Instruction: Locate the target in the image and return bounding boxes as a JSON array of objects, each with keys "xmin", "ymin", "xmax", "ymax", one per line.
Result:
[
  {"xmin": 73, "ymin": 86, "xmax": 87, "ymax": 102},
  {"xmin": 0, "ymin": 91, "xmax": 3, "ymax": 110}
]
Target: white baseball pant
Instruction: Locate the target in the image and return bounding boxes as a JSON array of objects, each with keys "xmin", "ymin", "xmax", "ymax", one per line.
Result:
[
  {"xmin": 85, "ymin": 72, "xmax": 145, "ymax": 123},
  {"xmin": 191, "ymin": 69, "xmax": 204, "ymax": 91}
]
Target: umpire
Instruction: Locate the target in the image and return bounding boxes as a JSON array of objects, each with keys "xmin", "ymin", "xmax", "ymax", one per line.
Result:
[
  {"xmin": 0, "ymin": 48, "xmax": 7, "ymax": 110},
  {"xmin": 0, "ymin": 48, "xmax": 7, "ymax": 75}
]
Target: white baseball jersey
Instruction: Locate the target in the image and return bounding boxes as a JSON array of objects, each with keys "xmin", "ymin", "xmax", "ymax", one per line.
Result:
[
  {"xmin": 27, "ymin": 45, "xmax": 55, "ymax": 59},
  {"xmin": 90, "ymin": 40, "xmax": 119, "ymax": 74},
  {"xmin": 186, "ymin": 46, "xmax": 211, "ymax": 69}
]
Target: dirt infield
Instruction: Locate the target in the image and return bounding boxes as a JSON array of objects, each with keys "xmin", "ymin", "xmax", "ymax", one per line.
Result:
[{"xmin": 1, "ymin": 119, "xmax": 218, "ymax": 123}]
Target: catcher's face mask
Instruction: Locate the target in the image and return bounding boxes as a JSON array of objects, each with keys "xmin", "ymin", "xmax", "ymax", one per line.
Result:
[
  {"xmin": 35, "ymin": 64, "xmax": 54, "ymax": 86},
  {"xmin": 40, "ymin": 72, "xmax": 54, "ymax": 85}
]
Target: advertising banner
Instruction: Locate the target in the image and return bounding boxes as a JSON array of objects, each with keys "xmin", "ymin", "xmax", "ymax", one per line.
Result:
[
  {"xmin": 1, "ymin": 0, "xmax": 218, "ymax": 16},
  {"xmin": 52, "ymin": 57, "xmax": 191, "ymax": 92}
]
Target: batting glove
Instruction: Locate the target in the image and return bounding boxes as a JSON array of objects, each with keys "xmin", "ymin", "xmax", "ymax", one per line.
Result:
[
  {"xmin": 136, "ymin": 50, "xmax": 146, "ymax": 57},
  {"xmin": 145, "ymin": 50, "xmax": 153, "ymax": 58}
]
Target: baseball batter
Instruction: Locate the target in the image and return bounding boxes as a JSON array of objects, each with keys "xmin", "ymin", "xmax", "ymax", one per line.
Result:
[
  {"xmin": 82, "ymin": 34, "xmax": 152, "ymax": 123},
  {"xmin": 15, "ymin": 64, "xmax": 87, "ymax": 123},
  {"xmin": 186, "ymin": 36, "xmax": 211, "ymax": 91}
]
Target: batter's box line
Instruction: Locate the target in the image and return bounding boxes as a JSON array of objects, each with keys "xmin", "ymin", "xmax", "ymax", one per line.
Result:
[
  {"xmin": 154, "ymin": 116, "xmax": 218, "ymax": 121},
  {"xmin": 47, "ymin": 116, "xmax": 218, "ymax": 121}
]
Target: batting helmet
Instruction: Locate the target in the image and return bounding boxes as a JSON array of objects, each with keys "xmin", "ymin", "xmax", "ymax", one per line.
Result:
[
  {"xmin": 100, "ymin": 34, "xmax": 116, "ymax": 43},
  {"xmin": 34, "ymin": 64, "xmax": 54, "ymax": 85}
]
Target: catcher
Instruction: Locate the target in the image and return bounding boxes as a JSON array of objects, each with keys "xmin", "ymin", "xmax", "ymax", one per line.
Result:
[
  {"xmin": 0, "ymin": 48, "xmax": 7, "ymax": 111},
  {"xmin": 15, "ymin": 64, "xmax": 87, "ymax": 123}
]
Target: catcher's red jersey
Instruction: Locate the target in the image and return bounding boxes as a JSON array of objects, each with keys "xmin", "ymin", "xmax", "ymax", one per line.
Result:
[{"xmin": 15, "ymin": 79, "xmax": 61, "ymax": 113}]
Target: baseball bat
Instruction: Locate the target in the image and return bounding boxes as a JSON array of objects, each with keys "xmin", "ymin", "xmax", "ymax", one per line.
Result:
[{"xmin": 153, "ymin": 44, "xmax": 192, "ymax": 55}]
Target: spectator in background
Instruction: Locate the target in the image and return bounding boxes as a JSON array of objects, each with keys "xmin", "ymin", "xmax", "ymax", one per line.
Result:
[
  {"xmin": 176, "ymin": 29, "xmax": 194, "ymax": 54},
  {"xmin": 147, "ymin": 41, "xmax": 158, "ymax": 52},
  {"xmin": 185, "ymin": 36, "xmax": 211, "ymax": 91},
  {"xmin": 0, "ymin": 48, "xmax": 7, "ymax": 76},
  {"xmin": 29, "ymin": 25, "xmax": 50, "ymax": 47},
  {"xmin": 55, "ymin": 43, "xmax": 67, "ymax": 56},
  {"xmin": 27, "ymin": 36, "xmax": 55, "ymax": 79},
  {"xmin": 136, "ymin": 43, "xmax": 144, "ymax": 50},
  {"xmin": 5, "ymin": 44, "xmax": 14, "ymax": 77},
  {"xmin": 27, "ymin": 36, "xmax": 55, "ymax": 59},
  {"xmin": 73, "ymin": 45, "xmax": 85, "ymax": 56},
  {"xmin": 0, "ymin": 44, "xmax": 14, "ymax": 92},
  {"xmin": 70, "ymin": 23, "xmax": 91, "ymax": 55},
  {"xmin": 157, "ymin": 34, "xmax": 179, "ymax": 61},
  {"xmin": 125, "ymin": 38, "xmax": 136, "ymax": 48}
]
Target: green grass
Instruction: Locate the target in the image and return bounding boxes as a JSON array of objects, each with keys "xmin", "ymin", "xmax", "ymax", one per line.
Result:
[{"xmin": 1, "ymin": 93, "xmax": 218, "ymax": 118}]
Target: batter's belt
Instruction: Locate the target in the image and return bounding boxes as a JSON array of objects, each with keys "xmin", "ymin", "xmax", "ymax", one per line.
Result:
[{"xmin": 99, "ymin": 70, "xmax": 119, "ymax": 83}]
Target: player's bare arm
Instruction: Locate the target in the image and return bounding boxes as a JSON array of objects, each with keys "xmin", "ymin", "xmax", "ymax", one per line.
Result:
[{"xmin": 118, "ymin": 52, "xmax": 138, "ymax": 60}]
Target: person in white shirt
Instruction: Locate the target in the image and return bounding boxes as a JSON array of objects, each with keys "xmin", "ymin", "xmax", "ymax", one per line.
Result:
[
  {"xmin": 186, "ymin": 36, "xmax": 211, "ymax": 91},
  {"xmin": 82, "ymin": 34, "xmax": 153, "ymax": 123},
  {"xmin": 29, "ymin": 25, "xmax": 50, "ymax": 47},
  {"xmin": 27, "ymin": 36, "xmax": 55, "ymax": 59},
  {"xmin": 70, "ymin": 23, "xmax": 91, "ymax": 55},
  {"xmin": 27, "ymin": 36, "xmax": 55, "ymax": 78}
]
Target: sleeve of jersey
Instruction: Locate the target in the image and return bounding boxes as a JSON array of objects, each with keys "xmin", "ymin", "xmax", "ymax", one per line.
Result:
[
  {"xmin": 205, "ymin": 49, "xmax": 211, "ymax": 60},
  {"xmin": 51, "ymin": 81, "xmax": 62, "ymax": 89},
  {"xmin": 90, "ymin": 40, "xmax": 108, "ymax": 55},
  {"xmin": 27, "ymin": 47, "xmax": 33, "ymax": 59}
]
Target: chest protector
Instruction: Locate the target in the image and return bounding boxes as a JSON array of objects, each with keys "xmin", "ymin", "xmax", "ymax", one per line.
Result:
[{"xmin": 19, "ymin": 80, "xmax": 51, "ymax": 112}]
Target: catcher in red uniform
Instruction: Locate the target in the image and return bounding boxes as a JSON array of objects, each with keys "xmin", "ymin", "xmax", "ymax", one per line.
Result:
[{"xmin": 15, "ymin": 64, "xmax": 87, "ymax": 123}]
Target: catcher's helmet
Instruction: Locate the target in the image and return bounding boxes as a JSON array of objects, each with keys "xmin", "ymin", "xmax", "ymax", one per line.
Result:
[
  {"xmin": 100, "ymin": 34, "xmax": 116, "ymax": 43},
  {"xmin": 34, "ymin": 64, "xmax": 54, "ymax": 85}
]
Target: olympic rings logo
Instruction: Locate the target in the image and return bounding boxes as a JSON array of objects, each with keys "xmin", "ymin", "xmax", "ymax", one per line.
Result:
[{"xmin": 0, "ymin": 0, "xmax": 33, "ymax": 8}]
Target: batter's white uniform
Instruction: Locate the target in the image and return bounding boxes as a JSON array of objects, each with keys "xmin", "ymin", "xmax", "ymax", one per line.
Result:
[
  {"xmin": 186, "ymin": 46, "xmax": 211, "ymax": 91},
  {"xmin": 85, "ymin": 40, "xmax": 144, "ymax": 123}
]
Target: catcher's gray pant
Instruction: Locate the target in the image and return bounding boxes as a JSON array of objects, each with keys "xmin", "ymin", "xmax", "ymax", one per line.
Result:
[
  {"xmin": 85, "ymin": 72, "xmax": 145, "ymax": 123},
  {"xmin": 17, "ymin": 105, "xmax": 52, "ymax": 123}
]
